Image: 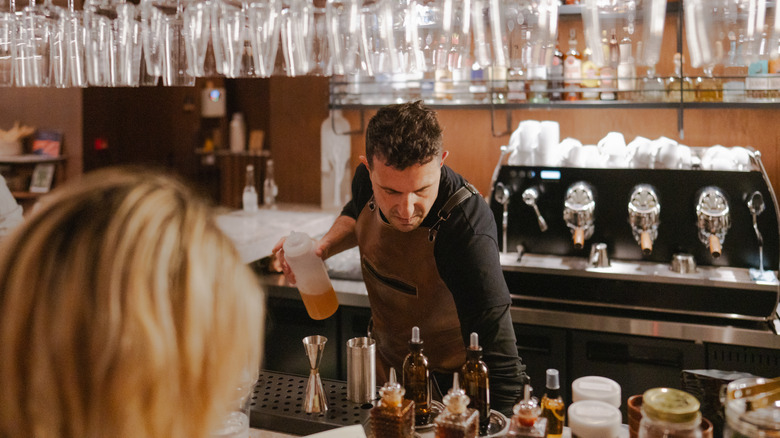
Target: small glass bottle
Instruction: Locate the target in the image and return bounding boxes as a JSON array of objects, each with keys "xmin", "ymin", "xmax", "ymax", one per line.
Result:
[
  {"xmin": 563, "ymin": 28, "xmax": 582, "ymax": 101},
  {"xmin": 665, "ymin": 53, "xmax": 694, "ymax": 102},
  {"xmin": 639, "ymin": 388, "xmax": 702, "ymax": 438},
  {"xmin": 580, "ymin": 47, "xmax": 600, "ymax": 101},
  {"xmin": 617, "ymin": 34, "xmax": 636, "ymax": 101},
  {"xmin": 548, "ymin": 43, "xmax": 564, "ymax": 101},
  {"xmin": 435, "ymin": 373, "xmax": 479, "ymax": 438},
  {"xmin": 242, "ymin": 164, "xmax": 258, "ymax": 212},
  {"xmin": 641, "ymin": 65, "xmax": 666, "ymax": 102},
  {"xmin": 403, "ymin": 326, "xmax": 431, "ymax": 427},
  {"xmin": 540, "ymin": 369, "xmax": 565, "ymax": 438},
  {"xmin": 370, "ymin": 367, "xmax": 415, "ymax": 438},
  {"xmin": 507, "ymin": 385, "xmax": 547, "ymax": 437},
  {"xmin": 599, "ymin": 29, "xmax": 618, "ymax": 101},
  {"xmin": 460, "ymin": 332, "xmax": 490, "ymax": 435},
  {"xmin": 263, "ymin": 158, "xmax": 278, "ymax": 208}
]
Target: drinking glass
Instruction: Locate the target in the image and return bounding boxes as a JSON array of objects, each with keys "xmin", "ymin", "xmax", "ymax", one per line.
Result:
[
  {"xmin": 246, "ymin": 0, "xmax": 279, "ymax": 77},
  {"xmin": 325, "ymin": 0, "xmax": 359, "ymax": 75},
  {"xmin": 308, "ymin": 4, "xmax": 330, "ymax": 75},
  {"xmin": 181, "ymin": 0, "xmax": 213, "ymax": 76},
  {"xmin": 63, "ymin": 6, "xmax": 88, "ymax": 87},
  {"xmin": 0, "ymin": 11, "xmax": 15, "ymax": 86},
  {"xmin": 409, "ymin": 0, "xmax": 451, "ymax": 73},
  {"xmin": 16, "ymin": 0, "xmax": 66, "ymax": 87},
  {"xmin": 161, "ymin": 7, "xmax": 194, "ymax": 85},
  {"xmin": 280, "ymin": 0, "xmax": 313, "ymax": 76},
  {"xmin": 142, "ymin": 0, "xmax": 193, "ymax": 86},
  {"xmin": 214, "ymin": 0, "xmax": 245, "ymax": 77},
  {"xmin": 84, "ymin": 0, "xmax": 118, "ymax": 86},
  {"xmin": 358, "ymin": 0, "xmax": 400, "ymax": 75},
  {"xmin": 114, "ymin": 1, "xmax": 141, "ymax": 86}
]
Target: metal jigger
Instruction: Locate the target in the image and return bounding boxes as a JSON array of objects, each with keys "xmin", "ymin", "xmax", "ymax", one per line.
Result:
[{"xmin": 302, "ymin": 335, "xmax": 328, "ymax": 413}]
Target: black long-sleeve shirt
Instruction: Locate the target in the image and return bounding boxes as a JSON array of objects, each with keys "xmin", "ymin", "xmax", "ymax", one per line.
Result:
[{"xmin": 341, "ymin": 163, "xmax": 527, "ymax": 415}]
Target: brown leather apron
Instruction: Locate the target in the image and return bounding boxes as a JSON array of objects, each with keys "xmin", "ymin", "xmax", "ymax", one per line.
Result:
[{"xmin": 355, "ymin": 186, "xmax": 476, "ymax": 384}]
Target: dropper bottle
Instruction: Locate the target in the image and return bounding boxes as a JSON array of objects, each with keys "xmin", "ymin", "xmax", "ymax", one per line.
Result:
[
  {"xmin": 370, "ymin": 367, "xmax": 415, "ymax": 438},
  {"xmin": 434, "ymin": 373, "xmax": 479, "ymax": 438},
  {"xmin": 403, "ymin": 326, "xmax": 431, "ymax": 427},
  {"xmin": 460, "ymin": 332, "xmax": 490, "ymax": 434}
]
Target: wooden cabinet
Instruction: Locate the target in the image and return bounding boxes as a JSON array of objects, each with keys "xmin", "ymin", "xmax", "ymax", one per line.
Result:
[{"xmin": 0, "ymin": 155, "xmax": 67, "ymax": 212}]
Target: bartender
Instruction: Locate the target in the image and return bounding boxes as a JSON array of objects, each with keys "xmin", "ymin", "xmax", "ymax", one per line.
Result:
[{"xmin": 275, "ymin": 101, "xmax": 527, "ymax": 415}]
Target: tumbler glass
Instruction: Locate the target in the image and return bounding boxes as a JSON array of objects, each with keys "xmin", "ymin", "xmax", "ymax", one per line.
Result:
[
  {"xmin": 358, "ymin": 0, "xmax": 400, "ymax": 75},
  {"xmin": 63, "ymin": 6, "xmax": 88, "ymax": 87},
  {"xmin": 246, "ymin": 0, "xmax": 280, "ymax": 77},
  {"xmin": 325, "ymin": 0, "xmax": 359, "ymax": 75},
  {"xmin": 214, "ymin": 0, "xmax": 245, "ymax": 78},
  {"xmin": 280, "ymin": 0, "xmax": 313, "ymax": 76},
  {"xmin": 17, "ymin": 0, "xmax": 66, "ymax": 87},
  {"xmin": 0, "ymin": 10, "xmax": 15, "ymax": 86}
]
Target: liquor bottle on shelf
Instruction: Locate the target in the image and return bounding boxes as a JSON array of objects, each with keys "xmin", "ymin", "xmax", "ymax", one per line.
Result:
[
  {"xmin": 242, "ymin": 164, "xmax": 258, "ymax": 212},
  {"xmin": 549, "ymin": 43, "xmax": 564, "ymax": 101},
  {"xmin": 580, "ymin": 46, "xmax": 600, "ymax": 101},
  {"xmin": 403, "ymin": 326, "xmax": 431, "ymax": 427},
  {"xmin": 563, "ymin": 29, "xmax": 582, "ymax": 101},
  {"xmin": 370, "ymin": 367, "xmax": 415, "ymax": 438},
  {"xmin": 525, "ymin": 31, "xmax": 548, "ymax": 104},
  {"xmin": 507, "ymin": 66, "xmax": 527, "ymax": 103},
  {"xmin": 617, "ymin": 34, "xmax": 636, "ymax": 101},
  {"xmin": 434, "ymin": 373, "xmax": 479, "ymax": 438},
  {"xmin": 539, "ymin": 369, "xmax": 565, "ymax": 438},
  {"xmin": 664, "ymin": 53, "xmax": 694, "ymax": 102},
  {"xmin": 599, "ymin": 29, "xmax": 618, "ymax": 101},
  {"xmin": 263, "ymin": 158, "xmax": 278, "ymax": 207},
  {"xmin": 695, "ymin": 65, "xmax": 723, "ymax": 102},
  {"xmin": 640, "ymin": 65, "xmax": 666, "ymax": 102},
  {"xmin": 460, "ymin": 332, "xmax": 490, "ymax": 435}
]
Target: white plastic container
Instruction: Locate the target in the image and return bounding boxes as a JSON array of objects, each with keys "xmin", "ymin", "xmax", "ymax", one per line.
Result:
[
  {"xmin": 230, "ymin": 112, "xmax": 246, "ymax": 153},
  {"xmin": 283, "ymin": 231, "xmax": 339, "ymax": 320}
]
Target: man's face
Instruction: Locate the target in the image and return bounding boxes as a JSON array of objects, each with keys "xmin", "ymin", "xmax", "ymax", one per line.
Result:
[{"xmin": 362, "ymin": 152, "xmax": 448, "ymax": 232}]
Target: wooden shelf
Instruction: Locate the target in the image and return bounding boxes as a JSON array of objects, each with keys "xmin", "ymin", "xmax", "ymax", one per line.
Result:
[
  {"xmin": 10, "ymin": 191, "xmax": 44, "ymax": 200},
  {"xmin": 0, "ymin": 154, "xmax": 66, "ymax": 164}
]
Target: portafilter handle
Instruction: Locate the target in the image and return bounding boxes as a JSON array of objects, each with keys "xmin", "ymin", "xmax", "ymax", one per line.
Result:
[
  {"xmin": 696, "ymin": 186, "xmax": 731, "ymax": 258},
  {"xmin": 522, "ymin": 187, "xmax": 548, "ymax": 232},
  {"xmin": 563, "ymin": 182, "xmax": 595, "ymax": 250},
  {"xmin": 628, "ymin": 184, "xmax": 660, "ymax": 256}
]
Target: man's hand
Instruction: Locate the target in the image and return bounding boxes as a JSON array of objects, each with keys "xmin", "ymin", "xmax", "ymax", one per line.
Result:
[{"xmin": 272, "ymin": 215, "xmax": 358, "ymax": 285}]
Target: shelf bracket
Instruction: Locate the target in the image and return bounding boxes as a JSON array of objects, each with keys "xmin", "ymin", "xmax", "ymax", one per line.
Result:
[
  {"xmin": 330, "ymin": 107, "xmax": 365, "ymax": 136},
  {"xmin": 489, "ymin": 101, "xmax": 512, "ymax": 138}
]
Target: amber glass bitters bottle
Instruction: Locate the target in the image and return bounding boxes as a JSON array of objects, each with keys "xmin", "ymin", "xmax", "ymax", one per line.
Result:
[
  {"xmin": 370, "ymin": 367, "xmax": 415, "ymax": 438},
  {"xmin": 460, "ymin": 332, "xmax": 490, "ymax": 434},
  {"xmin": 403, "ymin": 326, "xmax": 431, "ymax": 427}
]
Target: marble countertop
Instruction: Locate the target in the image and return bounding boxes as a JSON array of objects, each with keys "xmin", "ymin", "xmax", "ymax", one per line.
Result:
[{"xmin": 216, "ymin": 205, "xmax": 339, "ymax": 264}]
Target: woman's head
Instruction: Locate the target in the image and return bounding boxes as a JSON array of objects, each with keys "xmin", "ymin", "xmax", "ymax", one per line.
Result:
[{"xmin": 0, "ymin": 166, "xmax": 264, "ymax": 438}]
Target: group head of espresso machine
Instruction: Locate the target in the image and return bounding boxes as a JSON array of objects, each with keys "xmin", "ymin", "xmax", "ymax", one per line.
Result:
[{"xmin": 490, "ymin": 161, "xmax": 780, "ymax": 322}]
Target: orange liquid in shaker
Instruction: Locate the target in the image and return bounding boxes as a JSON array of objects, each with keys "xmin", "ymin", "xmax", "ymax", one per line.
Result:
[{"xmin": 299, "ymin": 286, "xmax": 339, "ymax": 320}]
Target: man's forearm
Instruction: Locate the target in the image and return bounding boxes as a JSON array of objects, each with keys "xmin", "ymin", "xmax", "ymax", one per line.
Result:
[{"xmin": 318, "ymin": 215, "xmax": 358, "ymax": 260}]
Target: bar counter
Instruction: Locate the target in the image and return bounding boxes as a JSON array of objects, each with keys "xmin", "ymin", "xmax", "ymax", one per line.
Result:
[{"xmin": 258, "ymin": 273, "xmax": 780, "ymax": 350}]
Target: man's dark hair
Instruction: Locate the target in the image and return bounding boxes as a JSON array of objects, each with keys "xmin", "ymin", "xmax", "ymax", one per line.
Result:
[{"xmin": 365, "ymin": 100, "xmax": 443, "ymax": 169}]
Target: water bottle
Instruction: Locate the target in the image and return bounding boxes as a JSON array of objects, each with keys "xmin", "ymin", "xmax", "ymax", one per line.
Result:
[
  {"xmin": 282, "ymin": 231, "xmax": 339, "ymax": 320},
  {"xmin": 242, "ymin": 164, "xmax": 258, "ymax": 212}
]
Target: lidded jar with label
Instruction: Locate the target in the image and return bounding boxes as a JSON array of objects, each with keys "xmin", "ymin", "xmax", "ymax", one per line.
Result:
[
  {"xmin": 723, "ymin": 377, "xmax": 780, "ymax": 438},
  {"xmin": 639, "ymin": 388, "xmax": 702, "ymax": 438}
]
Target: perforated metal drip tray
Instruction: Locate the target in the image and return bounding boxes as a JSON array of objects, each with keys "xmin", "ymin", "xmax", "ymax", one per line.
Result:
[{"xmin": 250, "ymin": 370, "xmax": 373, "ymax": 436}]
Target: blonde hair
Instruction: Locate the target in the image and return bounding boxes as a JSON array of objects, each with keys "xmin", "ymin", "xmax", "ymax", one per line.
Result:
[{"xmin": 0, "ymin": 167, "xmax": 264, "ymax": 438}]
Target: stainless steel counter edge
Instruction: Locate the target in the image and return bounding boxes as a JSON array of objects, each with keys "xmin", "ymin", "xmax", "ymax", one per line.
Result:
[{"xmin": 258, "ymin": 274, "xmax": 780, "ymax": 350}]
